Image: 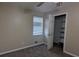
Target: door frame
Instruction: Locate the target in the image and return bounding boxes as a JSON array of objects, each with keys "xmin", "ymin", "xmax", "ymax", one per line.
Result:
[{"xmin": 52, "ymin": 12, "xmax": 68, "ymax": 52}]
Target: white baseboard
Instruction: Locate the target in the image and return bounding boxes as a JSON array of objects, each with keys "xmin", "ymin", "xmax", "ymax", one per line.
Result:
[
  {"xmin": 0, "ymin": 42, "xmax": 45, "ymax": 56},
  {"xmin": 64, "ymin": 50, "xmax": 79, "ymax": 57}
]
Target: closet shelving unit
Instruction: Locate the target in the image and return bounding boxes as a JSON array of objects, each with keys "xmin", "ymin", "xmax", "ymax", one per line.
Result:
[{"xmin": 53, "ymin": 14, "xmax": 66, "ymax": 48}]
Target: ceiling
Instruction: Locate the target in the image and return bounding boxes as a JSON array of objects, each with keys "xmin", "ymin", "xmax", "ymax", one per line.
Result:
[
  {"xmin": 0, "ymin": 2, "xmax": 78, "ymax": 13},
  {"xmin": 16, "ymin": 2, "xmax": 58, "ymax": 13},
  {"xmin": 33, "ymin": 2, "xmax": 79, "ymax": 13},
  {"xmin": 33, "ymin": 2, "xmax": 56, "ymax": 13},
  {"xmin": 15, "ymin": 2, "xmax": 79, "ymax": 13}
]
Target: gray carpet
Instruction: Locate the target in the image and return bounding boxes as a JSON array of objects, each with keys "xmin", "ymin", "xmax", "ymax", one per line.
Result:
[{"xmin": 0, "ymin": 44, "xmax": 72, "ymax": 57}]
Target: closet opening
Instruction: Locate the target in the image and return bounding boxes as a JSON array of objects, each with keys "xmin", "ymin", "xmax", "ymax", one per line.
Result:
[{"xmin": 53, "ymin": 14, "xmax": 66, "ymax": 51}]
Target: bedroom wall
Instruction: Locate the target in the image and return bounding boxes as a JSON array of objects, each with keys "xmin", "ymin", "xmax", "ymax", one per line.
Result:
[
  {"xmin": 51, "ymin": 4, "xmax": 79, "ymax": 56},
  {"xmin": 0, "ymin": 3, "xmax": 44, "ymax": 54}
]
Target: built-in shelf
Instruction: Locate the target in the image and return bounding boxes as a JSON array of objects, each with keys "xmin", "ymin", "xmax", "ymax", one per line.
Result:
[
  {"xmin": 60, "ymin": 34, "xmax": 64, "ymax": 36},
  {"xmin": 61, "ymin": 27, "xmax": 65, "ymax": 29},
  {"xmin": 62, "ymin": 24, "xmax": 65, "ymax": 27},
  {"xmin": 61, "ymin": 21, "xmax": 65, "ymax": 23},
  {"xmin": 60, "ymin": 31, "xmax": 64, "ymax": 33},
  {"xmin": 60, "ymin": 36, "xmax": 64, "ymax": 38},
  {"xmin": 53, "ymin": 14, "xmax": 66, "ymax": 44}
]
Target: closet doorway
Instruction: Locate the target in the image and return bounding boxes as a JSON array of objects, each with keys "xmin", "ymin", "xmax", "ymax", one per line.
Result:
[{"xmin": 53, "ymin": 14, "xmax": 67, "ymax": 51}]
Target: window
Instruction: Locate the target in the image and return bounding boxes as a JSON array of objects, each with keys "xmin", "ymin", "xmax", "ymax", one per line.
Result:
[{"xmin": 33, "ymin": 16, "xmax": 43, "ymax": 35}]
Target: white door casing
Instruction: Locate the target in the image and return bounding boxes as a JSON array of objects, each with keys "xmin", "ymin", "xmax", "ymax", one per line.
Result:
[
  {"xmin": 47, "ymin": 14, "xmax": 54, "ymax": 49},
  {"xmin": 47, "ymin": 12, "xmax": 68, "ymax": 50}
]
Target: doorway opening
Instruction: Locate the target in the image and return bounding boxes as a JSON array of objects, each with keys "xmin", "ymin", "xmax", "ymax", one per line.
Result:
[{"xmin": 53, "ymin": 14, "xmax": 66, "ymax": 51}]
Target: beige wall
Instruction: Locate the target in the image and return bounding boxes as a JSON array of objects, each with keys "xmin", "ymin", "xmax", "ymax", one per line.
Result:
[
  {"xmin": 0, "ymin": 4, "xmax": 44, "ymax": 53},
  {"xmin": 51, "ymin": 4, "xmax": 79, "ymax": 56}
]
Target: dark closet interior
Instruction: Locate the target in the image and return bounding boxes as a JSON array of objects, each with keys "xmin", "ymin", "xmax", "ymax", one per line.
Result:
[{"xmin": 53, "ymin": 14, "xmax": 66, "ymax": 49}]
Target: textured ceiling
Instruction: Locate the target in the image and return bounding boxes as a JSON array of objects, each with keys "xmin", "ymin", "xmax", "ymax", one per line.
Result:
[
  {"xmin": 33, "ymin": 2, "xmax": 56, "ymax": 13},
  {"xmin": 0, "ymin": 2, "xmax": 78, "ymax": 13}
]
